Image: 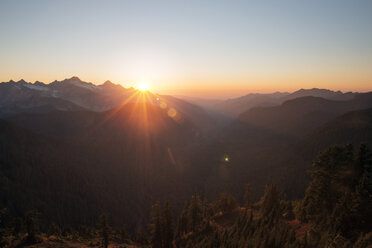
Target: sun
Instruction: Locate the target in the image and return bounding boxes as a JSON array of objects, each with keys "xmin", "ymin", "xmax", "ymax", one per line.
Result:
[{"xmin": 138, "ymin": 82, "xmax": 149, "ymax": 91}]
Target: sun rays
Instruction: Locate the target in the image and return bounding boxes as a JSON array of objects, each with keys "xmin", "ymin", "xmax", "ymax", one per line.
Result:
[
  {"xmin": 81, "ymin": 86, "xmax": 184, "ymax": 167},
  {"xmin": 78, "ymin": 84, "xmax": 185, "ymax": 172}
]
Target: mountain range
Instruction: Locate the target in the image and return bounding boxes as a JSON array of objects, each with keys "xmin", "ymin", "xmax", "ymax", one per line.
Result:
[
  {"xmin": 0, "ymin": 77, "xmax": 141, "ymax": 116},
  {"xmin": 238, "ymin": 93, "xmax": 372, "ymax": 137},
  {"xmin": 194, "ymin": 88, "xmax": 357, "ymax": 117},
  {"xmin": 0, "ymin": 77, "xmax": 371, "ymax": 230}
]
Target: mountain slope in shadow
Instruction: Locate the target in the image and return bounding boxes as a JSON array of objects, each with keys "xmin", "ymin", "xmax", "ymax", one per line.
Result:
[
  {"xmin": 301, "ymin": 108, "xmax": 372, "ymax": 157},
  {"xmin": 1, "ymin": 99, "xmax": 221, "ymax": 229},
  {"xmin": 208, "ymin": 88, "xmax": 357, "ymax": 118},
  {"xmin": 238, "ymin": 93, "xmax": 372, "ymax": 137}
]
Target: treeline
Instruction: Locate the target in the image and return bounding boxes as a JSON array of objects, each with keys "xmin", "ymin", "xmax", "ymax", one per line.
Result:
[
  {"xmin": 0, "ymin": 144, "xmax": 371, "ymax": 247},
  {"xmin": 147, "ymin": 144, "xmax": 372, "ymax": 247},
  {"xmin": 0, "ymin": 210, "xmax": 140, "ymax": 247}
]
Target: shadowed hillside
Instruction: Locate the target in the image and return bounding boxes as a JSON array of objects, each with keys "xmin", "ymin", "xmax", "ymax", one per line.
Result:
[
  {"xmin": 238, "ymin": 93, "xmax": 372, "ymax": 137},
  {"xmin": 302, "ymin": 108, "xmax": 372, "ymax": 157}
]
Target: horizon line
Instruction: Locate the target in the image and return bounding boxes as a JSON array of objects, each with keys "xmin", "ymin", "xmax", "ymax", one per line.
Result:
[{"xmin": 1, "ymin": 75, "xmax": 371, "ymax": 100}]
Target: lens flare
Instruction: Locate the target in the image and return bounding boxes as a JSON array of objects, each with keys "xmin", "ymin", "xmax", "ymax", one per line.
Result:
[{"xmin": 167, "ymin": 108, "xmax": 177, "ymax": 118}]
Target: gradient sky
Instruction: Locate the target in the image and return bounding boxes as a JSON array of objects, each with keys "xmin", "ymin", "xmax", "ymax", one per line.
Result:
[{"xmin": 0, "ymin": 0, "xmax": 371, "ymax": 98}]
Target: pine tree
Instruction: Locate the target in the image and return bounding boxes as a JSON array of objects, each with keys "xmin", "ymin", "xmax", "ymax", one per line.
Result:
[
  {"xmin": 189, "ymin": 194, "xmax": 202, "ymax": 232},
  {"xmin": 259, "ymin": 184, "xmax": 281, "ymax": 218},
  {"xmin": 244, "ymin": 184, "xmax": 251, "ymax": 209},
  {"xmin": 355, "ymin": 144, "xmax": 372, "ymax": 184},
  {"xmin": 284, "ymin": 202, "xmax": 295, "ymax": 220},
  {"xmin": 47, "ymin": 222, "xmax": 61, "ymax": 237},
  {"xmin": 12, "ymin": 217, "xmax": 23, "ymax": 238},
  {"xmin": 163, "ymin": 201, "xmax": 174, "ymax": 248},
  {"xmin": 25, "ymin": 210, "xmax": 40, "ymax": 244},
  {"xmin": 0, "ymin": 208, "xmax": 8, "ymax": 248},
  {"xmin": 134, "ymin": 226, "xmax": 148, "ymax": 244},
  {"xmin": 300, "ymin": 144, "xmax": 372, "ymax": 245},
  {"xmin": 352, "ymin": 232, "xmax": 372, "ymax": 248},
  {"xmin": 151, "ymin": 202, "xmax": 163, "ymax": 248},
  {"xmin": 177, "ymin": 201, "xmax": 189, "ymax": 237},
  {"xmin": 211, "ymin": 232, "xmax": 221, "ymax": 248},
  {"xmin": 99, "ymin": 214, "xmax": 110, "ymax": 248},
  {"xmin": 118, "ymin": 227, "xmax": 128, "ymax": 243}
]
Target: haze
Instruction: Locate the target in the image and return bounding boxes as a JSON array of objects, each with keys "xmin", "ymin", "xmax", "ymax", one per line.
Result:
[{"xmin": 0, "ymin": 0, "xmax": 372, "ymax": 98}]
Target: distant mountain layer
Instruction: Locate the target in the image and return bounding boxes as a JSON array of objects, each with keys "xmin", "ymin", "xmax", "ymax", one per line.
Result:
[
  {"xmin": 210, "ymin": 88, "xmax": 358, "ymax": 117},
  {"xmin": 1, "ymin": 78, "xmax": 363, "ymax": 119},
  {"xmin": 237, "ymin": 93, "xmax": 372, "ymax": 137},
  {"xmin": 0, "ymin": 77, "xmax": 144, "ymax": 116},
  {"xmin": 212, "ymin": 92, "xmax": 288, "ymax": 117},
  {"xmin": 281, "ymin": 88, "xmax": 356, "ymax": 101}
]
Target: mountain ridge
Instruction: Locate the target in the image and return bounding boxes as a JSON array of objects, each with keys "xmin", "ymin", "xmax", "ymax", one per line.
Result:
[
  {"xmin": 0, "ymin": 77, "xmax": 147, "ymax": 115},
  {"xmin": 208, "ymin": 88, "xmax": 360, "ymax": 117},
  {"xmin": 237, "ymin": 93, "xmax": 372, "ymax": 137}
]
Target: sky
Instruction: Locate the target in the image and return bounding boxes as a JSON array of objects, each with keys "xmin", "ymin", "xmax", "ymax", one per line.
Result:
[{"xmin": 0, "ymin": 0, "xmax": 371, "ymax": 98}]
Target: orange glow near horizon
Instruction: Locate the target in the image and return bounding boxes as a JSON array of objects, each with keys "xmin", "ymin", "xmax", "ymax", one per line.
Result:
[{"xmin": 1, "ymin": 74, "xmax": 371, "ymax": 99}]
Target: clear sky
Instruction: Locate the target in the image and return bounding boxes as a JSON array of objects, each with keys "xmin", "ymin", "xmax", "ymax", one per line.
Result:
[{"xmin": 0, "ymin": 0, "xmax": 371, "ymax": 98}]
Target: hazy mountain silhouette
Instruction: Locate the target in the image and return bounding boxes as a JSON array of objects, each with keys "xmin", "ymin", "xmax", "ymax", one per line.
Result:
[
  {"xmin": 174, "ymin": 95, "xmax": 223, "ymax": 109},
  {"xmin": 208, "ymin": 88, "xmax": 357, "ymax": 117},
  {"xmin": 212, "ymin": 92, "xmax": 288, "ymax": 117},
  {"xmin": 281, "ymin": 88, "xmax": 355, "ymax": 101},
  {"xmin": 238, "ymin": 93, "xmax": 372, "ymax": 137}
]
